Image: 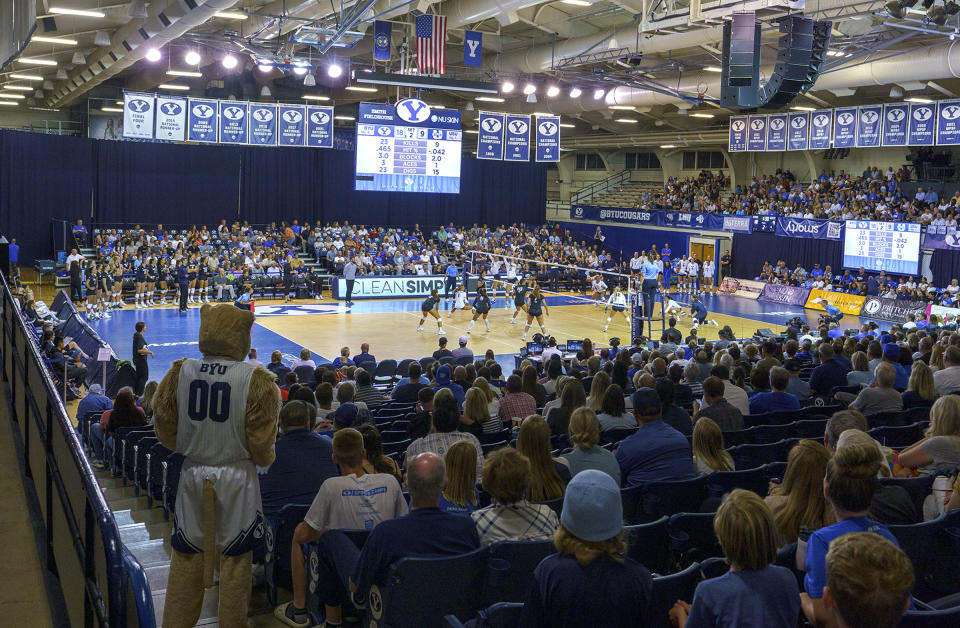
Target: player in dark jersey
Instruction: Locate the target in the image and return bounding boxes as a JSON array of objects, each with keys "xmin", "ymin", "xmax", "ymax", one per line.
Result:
[
  {"xmin": 508, "ymin": 276, "xmax": 532, "ymax": 324},
  {"xmin": 157, "ymin": 260, "xmax": 171, "ymax": 305},
  {"xmin": 135, "ymin": 258, "xmax": 147, "ymax": 309},
  {"xmin": 417, "ymin": 288, "xmax": 446, "ymax": 335},
  {"xmin": 197, "ymin": 257, "xmax": 210, "ymax": 303},
  {"xmin": 85, "ymin": 262, "xmax": 100, "ymax": 320},
  {"xmin": 112, "ymin": 263, "xmax": 124, "ymax": 309},
  {"xmin": 522, "ymin": 285, "xmax": 549, "ymax": 340},
  {"xmin": 187, "ymin": 255, "xmax": 199, "ymax": 303},
  {"xmin": 146, "ymin": 258, "xmax": 158, "ymax": 306},
  {"xmin": 98, "ymin": 266, "xmax": 113, "ymax": 319},
  {"xmin": 467, "ymin": 285, "xmax": 492, "ymax": 334}
]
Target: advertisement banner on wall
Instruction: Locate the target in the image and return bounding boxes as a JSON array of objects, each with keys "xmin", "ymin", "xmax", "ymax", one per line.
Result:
[
  {"xmin": 927, "ymin": 304, "xmax": 960, "ymax": 321},
  {"xmin": 924, "ymin": 226, "xmax": 960, "ymax": 250},
  {"xmin": 775, "ymin": 218, "xmax": 843, "ymax": 240},
  {"xmin": 859, "ymin": 296, "xmax": 928, "ymax": 322},
  {"xmin": 719, "ymin": 277, "xmax": 764, "ymax": 300},
  {"xmin": 804, "ymin": 289, "xmax": 866, "ymax": 316},
  {"xmin": 758, "ymin": 284, "xmax": 811, "ymax": 306},
  {"xmin": 333, "ymin": 275, "xmax": 483, "ymax": 300}
]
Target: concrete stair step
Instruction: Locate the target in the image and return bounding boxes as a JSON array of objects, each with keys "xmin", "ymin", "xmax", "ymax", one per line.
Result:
[
  {"xmin": 107, "ymin": 495, "xmax": 152, "ymax": 512},
  {"xmin": 152, "ymin": 586, "xmax": 222, "ymax": 626},
  {"xmin": 118, "ymin": 520, "xmax": 171, "ymax": 545},
  {"xmin": 102, "ymin": 484, "xmax": 142, "ymax": 501},
  {"xmin": 113, "ymin": 507, "xmax": 169, "ymax": 526},
  {"xmin": 126, "ymin": 538, "xmax": 172, "ymax": 568}
]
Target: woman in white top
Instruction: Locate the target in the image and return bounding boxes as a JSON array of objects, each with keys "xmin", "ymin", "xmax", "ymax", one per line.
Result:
[
  {"xmin": 603, "ymin": 286, "xmax": 630, "ymax": 333},
  {"xmin": 590, "ymin": 275, "xmax": 608, "ymax": 308},
  {"xmin": 448, "ymin": 284, "xmax": 470, "ymax": 319},
  {"xmin": 675, "ymin": 255, "xmax": 688, "ymax": 293},
  {"xmin": 686, "ymin": 258, "xmax": 700, "ymax": 293},
  {"xmin": 702, "ymin": 258, "xmax": 715, "ymax": 291}
]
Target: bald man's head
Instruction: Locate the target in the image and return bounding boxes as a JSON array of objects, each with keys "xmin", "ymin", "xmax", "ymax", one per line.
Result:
[{"xmin": 407, "ymin": 452, "xmax": 446, "ymax": 506}]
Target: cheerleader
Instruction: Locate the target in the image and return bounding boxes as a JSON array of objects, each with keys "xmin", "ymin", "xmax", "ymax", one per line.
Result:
[
  {"xmin": 522, "ymin": 285, "xmax": 549, "ymax": 341},
  {"xmin": 508, "ymin": 277, "xmax": 531, "ymax": 324},
  {"xmin": 447, "ymin": 284, "xmax": 470, "ymax": 318},
  {"xmin": 603, "ymin": 285, "xmax": 630, "ymax": 333},
  {"xmin": 85, "ymin": 262, "xmax": 100, "ymax": 320},
  {"xmin": 134, "ymin": 258, "xmax": 147, "ymax": 308},
  {"xmin": 417, "ymin": 288, "xmax": 446, "ymax": 335},
  {"xmin": 467, "ymin": 285, "xmax": 492, "ymax": 334},
  {"xmin": 589, "ymin": 273, "xmax": 608, "ymax": 308}
]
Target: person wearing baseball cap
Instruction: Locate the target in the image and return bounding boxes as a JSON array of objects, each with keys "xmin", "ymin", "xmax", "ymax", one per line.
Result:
[
  {"xmin": 782, "ymin": 358, "xmax": 811, "ymax": 401},
  {"xmin": 521, "ymin": 470, "xmax": 653, "ymax": 627},
  {"xmin": 451, "ymin": 335, "xmax": 473, "ymax": 360},
  {"xmin": 432, "ymin": 364, "xmax": 465, "ymax": 407},
  {"xmin": 615, "ymin": 389, "xmax": 696, "ymax": 488},
  {"xmin": 77, "ymin": 382, "xmax": 113, "ymax": 427},
  {"xmin": 881, "ymin": 343, "xmax": 909, "ymax": 389}
]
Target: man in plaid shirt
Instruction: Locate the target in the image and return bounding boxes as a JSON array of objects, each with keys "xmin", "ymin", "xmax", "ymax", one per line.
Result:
[{"xmin": 497, "ymin": 375, "xmax": 537, "ymax": 423}]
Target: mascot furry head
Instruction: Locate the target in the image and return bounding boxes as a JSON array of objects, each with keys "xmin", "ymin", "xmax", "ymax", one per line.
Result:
[{"xmin": 198, "ymin": 302, "xmax": 254, "ymax": 361}]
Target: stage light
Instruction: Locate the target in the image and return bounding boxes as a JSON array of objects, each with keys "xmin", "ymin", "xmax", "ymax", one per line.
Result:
[
  {"xmin": 501, "ymin": 80, "xmax": 515, "ymax": 93},
  {"xmin": 593, "ymin": 88, "xmax": 605, "ymax": 100},
  {"xmin": 327, "ymin": 63, "xmax": 343, "ymax": 78},
  {"xmin": 523, "ymin": 83, "xmax": 536, "ymax": 95},
  {"xmin": 185, "ymin": 50, "xmax": 201, "ymax": 65},
  {"xmin": 222, "ymin": 55, "xmax": 238, "ymax": 69},
  {"xmin": 49, "ymin": 7, "xmax": 106, "ymax": 17},
  {"xmin": 145, "ymin": 48, "xmax": 162, "ymax": 62},
  {"xmin": 258, "ymin": 64, "xmax": 273, "ymax": 72},
  {"xmin": 569, "ymin": 87, "xmax": 582, "ymax": 98},
  {"xmin": 547, "ymin": 85, "xmax": 560, "ymax": 97}
]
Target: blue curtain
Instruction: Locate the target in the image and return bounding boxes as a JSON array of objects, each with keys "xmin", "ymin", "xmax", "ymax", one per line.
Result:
[
  {"xmin": 930, "ymin": 248, "xmax": 960, "ymax": 286},
  {"xmin": 0, "ymin": 130, "xmax": 93, "ymax": 263},
  {"xmin": 557, "ymin": 221, "xmax": 690, "ymax": 261},
  {"xmin": 731, "ymin": 232, "xmax": 843, "ymax": 278}
]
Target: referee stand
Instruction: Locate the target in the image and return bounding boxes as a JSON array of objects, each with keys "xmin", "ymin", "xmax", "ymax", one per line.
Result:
[{"xmin": 631, "ymin": 285, "xmax": 665, "ymax": 347}]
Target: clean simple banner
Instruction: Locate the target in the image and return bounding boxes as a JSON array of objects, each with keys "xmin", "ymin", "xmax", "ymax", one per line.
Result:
[
  {"xmin": 881, "ymin": 103, "xmax": 908, "ymax": 146},
  {"xmin": 833, "ymin": 107, "xmax": 857, "ymax": 148},
  {"xmin": 908, "ymin": 102, "xmax": 936, "ymax": 145},
  {"xmin": 122, "ymin": 92, "xmax": 154, "ymax": 139},
  {"xmin": 535, "ymin": 115, "xmax": 560, "ymax": 162},
  {"xmin": 477, "ymin": 111, "xmax": 505, "ymax": 160},
  {"xmin": 248, "ymin": 103, "xmax": 277, "ymax": 145},
  {"xmin": 809, "ymin": 109, "xmax": 833, "ymax": 149},
  {"xmin": 277, "ymin": 105, "xmax": 306, "ymax": 146},
  {"xmin": 747, "ymin": 115, "xmax": 766, "ymax": 151},
  {"xmin": 787, "ymin": 111, "xmax": 809, "ymax": 151},
  {"xmin": 856, "ymin": 105, "xmax": 882, "ymax": 147},
  {"xmin": 936, "ymin": 100, "xmax": 960, "ymax": 145},
  {"xmin": 766, "ymin": 114, "xmax": 787, "ymax": 151},
  {"xmin": 504, "ymin": 114, "xmax": 531, "ymax": 162},
  {"xmin": 776, "ymin": 218, "xmax": 843, "ymax": 240},
  {"xmin": 154, "ymin": 95, "xmax": 187, "ymax": 142},
  {"xmin": 218, "ymin": 101, "xmax": 248, "ymax": 144},
  {"xmin": 187, "ymin": 98, "xmax": 218, "ymax": 142},
  {"xmin": 306, "ymin": 106, "xmax": 334, "ymax": 148},
  {"xmin": 729, "ymin": 116, "xmax": 747, "ymax": 152}
]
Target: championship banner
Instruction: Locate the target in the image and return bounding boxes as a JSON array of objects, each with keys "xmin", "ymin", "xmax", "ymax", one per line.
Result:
[
  {"xmin": 787, "ymin": 112, "xmax": 809, "ymax": 151},
  {"xmin": 924, "ymin": 226, "xmax": 960, "ymax": 250},
  {"xmin": 936, "ymin": 100, "xmax": 960, "ymax": 145},
  {"xmin": 122, "ymin": 92, "xmax": 155, "ymax": 139},
  {"xmin": 155, "ymin": 95, "xmax": 187, "ymax": 141},
  {"xmin": 758, "ymin": 284, "xmax": 811, "ymax": 307},
  {"xmin": 776, "ymin": 217, "xmax": 843, "ymax": 240},
  {"xmin": 809, "ymin": 109, "xmax": 833, "ymax": 149},
  {"xmin": 729, "ymin": 116, "xmax": 747, "ymax": 152},
  {"xmin": 805, "ymin": 289, "xmax": 866, "ymax": 316},
  {"xmin": 908, "ymin": 102, "xmax": 936, "ymax": 145},
  {"xmin": 463, "ymin": 30, "xmax": 482, "ymax": 67},
  {"xmin": 832, "ymin": 107, "xmax": 857, "ymax": 148},
  {"xmin": 766, "ymin": 114, "xmax": 787, "ymax": 151},
  {"xmin": 881, "ymin": 103, "xmax": 908, "ymax": 146},
  {"xmin": 860, "ymin": 296, "xmax": 928, "ymax": 323},
  {"xmin": 373, "ymin": 20, "xmax": 391, "ymax": 62},
  {"xmin": 535, "ymin": 115, "xmax": 560, "ymax": 162},
  {"xmin": 477, "ymin": 112, "xmax": 505, "ymax": 160},
  {"xmin": 747, "ymin": 115, "xmax": 766, "ymax": 151},
  {"xmin": 306, "ymin": 106, "xmax": 334, "ymax": 148},
  {"xmin": 218, "ymin": 101, "xmax": 248, "ymax": 144},
  {"xmin": 719, "ymin": 277, "xmax": 764, "ymax": 300},
  {"xmin": 187, "ymin": 98, "xmax": 218, "ymax": 142},
  {"xmin": 855, "ymin": 105, "xmax": 882, "ymax": 147},
  {"xmin": 248, "ymin": 104, "xmax": 277, "ymax": 145},
  {"xmin": 504, "ymin": 114, "xmax": 531, "ymax": 162},
  {"xmin": 277, "ymin": 105, "xmax": 306, "ymax": 146}
]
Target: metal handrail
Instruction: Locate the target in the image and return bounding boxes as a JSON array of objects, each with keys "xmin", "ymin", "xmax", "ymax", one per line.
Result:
[{"xmin": 570, "ymin": 169, "xmax": 632, "ymax": 205}]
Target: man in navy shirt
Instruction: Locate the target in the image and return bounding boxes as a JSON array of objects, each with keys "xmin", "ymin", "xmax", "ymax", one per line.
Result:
[
  {"xmin": 8, "ymin": 237, "xmax": 19, "ymax": 275},
  {"xmin": 177, "ymin": 261, "xmax": 189, "ymax": 312},
  {"xmin": 353, "ymin": 342, "xmax": 377, "ymax": 370},
  {"xmin": 749, "ymin": 367, "xmax": 801, "ymax": 414},
  {"xmin": 259, "ymin": 401, "xmax": 338, "ymax": 520},
  {"xmin": 616, "ymin": 389, "xmax": 695, "ymax": 487},
  {"xmin": 809, "ymin": 343, "xmax": 849, "ymax": 399},
  {"xmin": 76, "ymin": 383, "xmax": 112, "ymax": 422}
]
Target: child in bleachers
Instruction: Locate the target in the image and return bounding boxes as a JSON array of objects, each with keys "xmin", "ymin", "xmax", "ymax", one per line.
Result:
[{"xmin": 670, "ymin": 489, "xmax": 800, "ymax": 627}]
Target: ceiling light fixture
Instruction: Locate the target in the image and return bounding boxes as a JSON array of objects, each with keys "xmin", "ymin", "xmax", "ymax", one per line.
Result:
[
  {"xmin": 526, "ymin": 93, "xmax": 537, "ymax": 103},
  {"xmin": 327, "ymin": 63, "xmax": 343, "ymax": 78},
  {"xmin": 559, "ymin": 123, "xmax": 576, "ymax": 128},
  {"xmin": 703, "ymin": 66, "xmax": 722, "ymax": 73},
  {"xmin": 257, "ymin": 64, "xmax": 273, "ymax": 72},
  {"xmin": 10, "ymin": 73, "xmax": 42, "ymax": 80},
  {"xmin": 660, "ymin": 144, "xmax": 676, "ymax": 148},
  {"xmin": 345, "ymin": 85, "xmax": 377, "ymax": 92},
  {"xmin": 115, "ymin": 101, "xmax": 123, "ymax": 105},
  {"xmin": 905, "ymin": 96, "xmax": 933, "ymax": 103},
  {"xmin": 158, "ymin": 83, "xmax": 190, "ymax": 90},
  {"xmin": 615, "ymin": 118, "xmax": 638, "ymax": 123},
  {"xmin": 128, "ymin": 0, "xmax": 148, "ymax": 19},
  {"xmin": 501, "ymin": 80, "xmax": 515, "ymax": 93},
  {"xmin": 145, "ymin": 48, "xmax": 162, "ymax": 62},
  {"xmin": 475, "ymin": 96, "xmax": 505, "ymax": 102},
  {"xmin": 101, "ymin": 107, "xmax": 123, "ymax": 112},
  {"xmin": 214, "ymin": 10, "xmax": 248, "ymax": 19},
  {"xmin": 184, "ymin": 50, "xmax": 201, "ymax": 65},
  {"xmin": 303, "ymin": 73, "xmax": 316, "ymax": 86},
  {"xmin": 56, "ymin": 69, "xmax": 68, "ymax": 79},
  {"xmin": 608, "ymin": 105, "xmax": 634, "ymax": 110},
  {"xmin": 293, "ymin": 65, "xmax": 308, "ymax": 76},
  {"xmin": 0, "ymin": 100, "xmax": 19, "ymax": 106},
  {"xmin": 222, "ymin": 55, "xmax": 238, "ymax": 69},
  {"xmin": 593, "ymin": 88, "xmax": 606, "ymax": 100},
  {"xmin": 2, "ymin": 85, "xmax": 34, "ymax": 91},
  {"xmin": 71, "ymin": 51, "xmax": 85, "ymax": 65},
  {"xmin": 547, "ymin": 85, "xmax": 560, "ymax": 97},
  {"xmin": 569, "ymin": 87, "xmax": 582, "ymax": 98},
  {"xmin": 18, "ymin": 57, "xmax": 57, "ymax": 66},
  {"xmin": 561, "ymin": 0, "xmax": 592, "ymax": 5},
  {"xmin": 334, "ymin": 115, "xmax": 355, "ymax": 120},
  {"xmin": 166, "ymin": 69, "xmax": 202, "ymax": 77},
  {"xmin": 303, "ymin": 95, "xmax": 330, "ymax": 101},
  {"xmin": 94, "ymin": 31, "xmax": 111, "ymax": 46},
  {"xmin": 32, "ymin": 36, "xmax": 78, "ymax": 45},
  {"xmin": 49, "ymin": 7, "xmax": 106, "ymax": 17},
  {"xmin": 0, "ymin": 93, "xmax": 26, "ymax": 99},
  {"xmin": 690, "ymin": 112, "xmax": 715, "ymax": 118},
  {"xmin": 790, "ymin": 105, "xmax": 816, "ymax": 111},
  {"xmin": 523, "ymin": 83, "xmax": 537, "ymax": 95}
]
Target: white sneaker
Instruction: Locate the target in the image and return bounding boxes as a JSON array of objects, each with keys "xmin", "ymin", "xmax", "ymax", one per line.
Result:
[
  {"xmin": 447, "ymin": 313, "xmax": 452, "ymax": 318},
  {"xmin": 603, "ymin": 325, "xmax": 609, "ymax": 332},
  {"xmin": 510, "ymin": 319, "xmax": 516, "ymax": 324},
  {"xmin": 522, "ymin": 334, "xmax": 527, "ymax": 341},
  {"xmin": 438, "ymin": 328, "xmax": 446, "ymax": 335},
  {"xmin": 101, "ymin": 312, "xmax": 111, "ymax": 319},
  {"xmin": 417, "ymin": 326, "xmax": 423, "ymax": 332},
  {"xmin": 467, "ymin": 329, "xmax": 471, "ymax": 334}
]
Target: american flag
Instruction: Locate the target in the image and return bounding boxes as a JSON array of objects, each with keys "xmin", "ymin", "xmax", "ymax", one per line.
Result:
[{"xmin": 416, "ymin": 14, "xmax": 446, "ymax": 74}]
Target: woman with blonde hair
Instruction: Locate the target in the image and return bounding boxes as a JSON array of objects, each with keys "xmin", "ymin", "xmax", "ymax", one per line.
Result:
[
  {"xmin": 438, "ymin": 440, "xmax": 479, "ymax": 515},
  {"xmin": 459, "ymin": 386, "xmax": 501, "ymax": 436},
  {"xmin": 517, "ymin": 415, "xmax": 569, "ymax": 501},
  {"xmin": 691, "ymin": 418, "xmax": 734, "ymax": 475},
  {"xmin": 586, "ymin": 371, "xmax": 611, "ymax": 412},
  {"xmin": 140, "ymin": 380, "xmax": 159, "ymax": 421},
  {"xmin": 902, "ymin": 360, "xmax": 937, "ymax": 409},
  {"xmin": 559, "ymin": 408, "xmax": 621, "ymax": 484},
  {"xmin": 895, "ymin": 395, "xmax": 960, "ymax": 474},
  {"xmin": 929, "ymin": 343, "xmax": 945, "ymax": 371},
  {"xmin": 846, "ymin": 351, "xmax": 872, "ymax": 388},
  {"xmin": 764, "ymin": 440, "xmax": 834, "ymax": 543}
]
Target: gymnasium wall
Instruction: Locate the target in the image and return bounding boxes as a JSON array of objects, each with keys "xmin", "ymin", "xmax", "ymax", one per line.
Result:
[
  {"xmin": 556, "ymin": 221, "xmax": 690, "ymax": 260},
  {"xmin": 0, "ymin": 129, "xmax": 547, "ymax": 263}
]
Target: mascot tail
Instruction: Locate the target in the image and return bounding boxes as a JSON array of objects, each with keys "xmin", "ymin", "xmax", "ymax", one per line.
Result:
[{"xmin": 203, "ymin": 478, "xmax": 217, "ymax": 588}]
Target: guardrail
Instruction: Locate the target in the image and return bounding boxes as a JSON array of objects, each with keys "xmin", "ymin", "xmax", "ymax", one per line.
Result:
[
  {"xmin": 0, "ymin": 271, "xmax": 155, "ymax": 626},
  {"xmin": 570, "ymin": 170, "xmax": 632, "ymax": 205}
]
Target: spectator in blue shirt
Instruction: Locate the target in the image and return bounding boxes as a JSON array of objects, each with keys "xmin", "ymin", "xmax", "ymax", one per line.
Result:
[
  {"xmin": 76, "ymin": 383, "xmax": 113, "ymax": 423},
  {"xmin": 881, "ymin": 343, "xmax": 909, "ymax": 390},
  {"xmin": 259, "ymin": 400, "xmax": 338, "ymax": 520},
  {"xmin": 615, "ymin": 388, "xmax": 696, "ymax": 487},
  {"xmin": 353, "ymin": 342, "xmax": 376, "ymax": 370},
  {"xmin": 8, "ymin": 237, "xmax": 19, "ymax": 274},
  {"xmin": 749, "ymin": 367, "xmax": 801, "ymax": 415},
  {"xmin": 432, "ymin": 364, "xmax": 465, "ymax": 408},
  {"xmin": 331, "ymin": 346, "xmax": 355, "ymax": 369},
  {"xmin": 801, "ymin": 441, "xmax": 902, "ymax": 627},
  {"xmin": 72, "ymin": 219, "xmax": 88, "ymax": 246},
  {"xmin": 670, "ymin": 490, "xmax": 799, "ymax": 627},
  {"xmin": 810, "ymin": 343, "xmax": 849, "ymax": 399}
]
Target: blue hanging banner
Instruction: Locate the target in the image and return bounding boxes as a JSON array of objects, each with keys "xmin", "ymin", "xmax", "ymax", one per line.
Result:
[
  {"xmin": 535, "ymin": 115, "xmax": 560, "ymax": 162},
  {"xmin": 937, "ymin": 100, "xmax": 960, "ymax": 145},
  {"xmin": 373, "ymin": 20, "xmax": 391, "ymax": 62},
  {"xmin": 504, "ymin": 114, "xmax": 531, "ymax": 162},
  {"xmin": 728, "ymin": 116, "xmax": 747, "ymax": 152},
  {"xmin": 187, "ymin": 98, "xmax": 218, "ymax": 143},
  {"xmin": 248, "ymin": 103, "xmax": 277, "ymax": 145},
  {"xmin": 809, "ymin": 109, "xmax": 833, "ymax": 149},
  {"xmin": 277, "ymin": 105, "xmax": 306, "ymax": 146},
  {"xmin": 908, "ymin": 102, "xmax": 936, "ymax": 146},
  {"xmin": 855, "ymin": 105, "xmax": 882, "ymax": 147},
  {"xmin": 218, "ymin": 101, "xmax": 248, "ymax": 144},
  {"xmin": 832, "ymin": 107, "xmax": 857, "ymax": 148},
  {"xmin": 925, "ymin": 226, "xmax": 960, "ymax": 250},
  {"xmin": 881, "ymin": 103, "xmax": 908, "ymax": 146},
  {"xmin": 787, "ymin": 111, "xmax": 809, "ymax": 151},
  {"xmin": 766, "ymin": 114, "xmax": 787, "ymax": 151},
  {"xmin": 306, "ymin": 106, "xmax": 334, "ymax": 148},
  {"xmin": 477, "ymin": 111, "xmax": 505, "ymax": 160},
  {"xmin": 463, "ymin": 30, "xmax": 482, "ymax": 67},
  {"xmin": 776, "ymin": 217, "xmax": 844, "ymax": 240},
  {"xmin": 747, "ymin": 114, "xmax": 766, "ymax": 151}
]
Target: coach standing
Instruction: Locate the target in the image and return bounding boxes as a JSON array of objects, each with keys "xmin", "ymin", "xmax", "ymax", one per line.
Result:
[
  {"xmin": 133, "ymin": 321, "xmax": 154, "ymax": 395},
  {"xmin": 640, "ymin": 253, "xmax": 661, "ymax": 320},
  {"xmin": 177, "ymin": 260, "xmax": 189, "ymax": 312},
  {"xmin": 343, "ymin": 256, "xmax": 358, "ymax": 306}
]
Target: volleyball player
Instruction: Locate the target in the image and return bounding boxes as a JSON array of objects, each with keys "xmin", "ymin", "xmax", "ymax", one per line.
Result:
[
  {"xmin": 97, "ymin": 265, "xmax": 112, "ymax": 319},
  {"xmin": 467, "ymin": 285, "xmax": 492, "ymax": 334},
  {"xmin": 198, "ymin": 257, "xmax": 210, "ymax": 303},
  {"xmin": 589, "ymin": 273, "xmax": 608, "ymax": 308},
  {"xmin": 488, "ymin": 252, "xmax": 504, "ymax": 305},
  {"xmin": 522, "ymin": 285, "xmax": 549, "ymax": 341},
  {"xmin": 690, "ymin": 292, "xmax": 719, "ymax": 329},
  {"xmin": 85, "ymin": 262, "xmax": 100, "ymax": 320},
  {"xmin": 157, "ymin": 260, "xmax": 171, "ymax": 305},
  {"xmin": 603, "ymin": 285, "xmax": 630, "ymax": 333},
  {"xmin": 686, "ymin": 256, "xmax": 700, "ymax": 293},
  {"xmin": 447, "ymin": 283, "xmax": 470, "ymax": 319},
  {"xmin": 675, "ymin": 255, "xmax": 688, "ymax": 293},
  {"xmin": 134, "ymin": 257, "xmax": 147, "ymax": 308},
  {"xmin": 417, "ymin": 288, "xmax": 446, "ymax": 335},
  {"xmin": 187, "ymin": 255, "xmax": 198, "ymax": 303},
  {"xmin": 661, "ymin": 243, "xmax": 673, "ymax": 292},
  {"xmin": 112, "ymin": 262, "xmax": 124, "ymax": 309},
  {"xmin": 145, "ymin": 257, "xmax": 157, "ymax": 306},
  {"xmin": 503, "ymin": 259, "xmax": 519, "ymax": 310},
  {"xmin": 509, "ymin": 276, "xmax": 531, "ymax": 324}
]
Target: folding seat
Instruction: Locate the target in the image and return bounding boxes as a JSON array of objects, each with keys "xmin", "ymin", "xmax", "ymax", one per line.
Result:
[
  {"xmin": 669, "ymin": 512, "xmax": 722, "ymax": 566},
  {"xmin": 640, "ymin": 476, "xmax": 709, "ymax": 520},
  {"xmin": 600, "ymin": 426, "xmax": 638, "ymax": 445},
  {"xmin": 373, "ymin": 360, "xmax": 398, "ymax": 385},
  {"xmin": 294, "ymin": 365, "xmax": 316, "ymax": 386},
  {"xmin": 794, "ymin": 418, "xmax": 828, "ymax": 439},
  {"xmin": 744, "ymin": 422, "xmax": 795, "ymax": 444},
  {"xmin": 445, "ymin": 603, "xmax": 524, "ymax": 628},
  {"xmin": 869, "ymin": 422, "xmax": 924, "ymax": 449},
  {"xmin": 867, "ymin": 410, "xmax": 913, "ymax": 429},
  {"xmin": 879, "ymin": 475, "xmax": 935, "ymax": 516},
  {"xmin": 624, "ymin": 516, "xmax": 672, "ymax": 575},
  {"xmin": 264, "ymin": 503, "xmax": 311, "ymax": 605},
  {"xmin": 889, "ymin": 510, "xmax": 960, "ymax": 602},
  {"xmin": 706, "ymin": 466, "xmax": 770, "ymax": 499},
  {"xmin": 649, "ymin": 562, "xmax": 701, "ymax": 628},
  {"xmin": 733, "ymin": 439, "xmax": 788, "ymax": 470},
  {"xmin": 486, "ymin": 540, "xmax": 554, "ymax": 604},
  {"xmin": 481, "ymin": 441, "xmax": 508, "ymax": 455}
]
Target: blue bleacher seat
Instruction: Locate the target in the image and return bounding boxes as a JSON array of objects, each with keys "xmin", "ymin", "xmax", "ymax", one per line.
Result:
[
  {"xmin": 793, "ymin": 418, "xmax": 828, "ymax": 439},
  {"xmin": 745, "ymin": 422, "xmax": 795, "ymax": 444},
  {"xmin": 669, "ymin": 512, "xmax": 721, "ymax": 566},
  {"xmin": 640, "ymin": 476, "xmax": 709, "ymax": 520},
  {"xmin": 879, "ymin": 475, "xmax": 935, "ymax": 517},
  {"xmin": 733, "ymin": 439, "xmax": 787, "ymax": 470},
  {"xmin": 900, "ymin": 594, "xmax": 960, "ymax": 628},
  {"xmin": 698, "ymin": 556, "xmax": 729, "ymax": 580},
  {"xmin": 445, "ymin": 602, "xmax": 524, "ymax": 628},
  {"xmin": 264, "ymin": 503, "xmax": 311, "ymax": 605},
  {"xmin": 869, "ymin": 422, "xmax": 925, "ymax": 448},
  {"xmin": 534, "ymin": 497, "xmax": 564, "ymax": 518},
  {"xmin": 486, "ymin": 540, "xmax": 554, "ymax": 604},
  {"xmin": 867, "ymin": 410, "xmax": 913, "ymax": 429},
  {"xmin": 162, "ymin": 452, "xmax": 184, "ymax": 520},
  {"xmin": 889, "ymin": 509, "xmax": 960, "ymax": 602},
  {"xmin": 294, "ymin": 365, "xmax": 316, "ymax": 385},
  {"xmin": 625, "ymin": 516, "xmax": 672, "ymax": 575},
  {"xmin": 650, "ymin": 562, "xmax": 701, "ymax": 628},
  {"xmin": 706, "ymin": 466, "xmax": 770, "ymax": 499},
  {"xmin": 481, "ymin": 440, "xmax": 508, "ymax": 455},
  {"xmin": 133, "ymin": 436, "xmax": 158, "ymax": 496},
  {"xmin": 147, "ymin": 442, "xmax": 171, "ymax": 508},
  {"xmin": 479, "ymin": 429, "xmax": 511, "ymax": 444},
  {"xmin": 373, "ymin": 359, "xmax": 398, "ymax": 384},
  {"xmin": 396, "ymin": 359, "xmax": 415, "ymax": 380},
  {"xmin": 600, "ymin": 426, "xmax": 638, "ymax": 445},
  {"xmin": 383, "ymin": 439, "xmax": 412, "ymax": 457}
]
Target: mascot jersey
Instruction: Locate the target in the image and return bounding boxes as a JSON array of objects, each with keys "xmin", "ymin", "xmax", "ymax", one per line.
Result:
[{"xmin": 172, "ymin": 357, "xmax": 263, "ymax": 556}]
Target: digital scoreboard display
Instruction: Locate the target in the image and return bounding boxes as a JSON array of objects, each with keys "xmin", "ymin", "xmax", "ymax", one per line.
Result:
[
  {"xmin": 843, "ymin": 220, "xmax": 922, "ymax": 276},
  {"xmin": 355, "ymin": 99, "xmax": 462, "ymax": 193}
]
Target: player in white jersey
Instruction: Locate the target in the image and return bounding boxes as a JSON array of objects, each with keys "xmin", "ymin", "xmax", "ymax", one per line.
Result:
[
  {"xmin": 447, "ymin": 284, "xmax": 471, "ymax": 318},
  {"xmin": 702, "ymin": 257, "xmax": 716, "ymax": 292},
  {"xmin": 503, "ymin": 262, "xmax": 519, "ymax": 309},
  {"xmin": 675, "ymin": 256, "xmax": 688, "ymax": 293},
  {"xmin": 686, "ymin": 258, "xmax": 700, "ymax": 293},
  {"xmin": 589, "ymin": 274, "xmax": 608, "ymax": 308},
  {"xmin": 603, "ymin": 285, "xmax": 630, "ymax": 332},
  {"xmin": 488, "ymin": 253, "xmax": 504, "ymax": 305}
]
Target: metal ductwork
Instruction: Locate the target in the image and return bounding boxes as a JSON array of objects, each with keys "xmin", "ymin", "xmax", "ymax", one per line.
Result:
[{"xmin": 51, "ymin": 0, "xmax": 241, "ymax": 107}]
